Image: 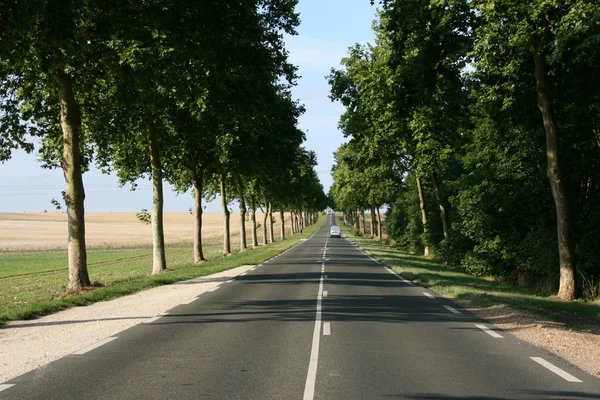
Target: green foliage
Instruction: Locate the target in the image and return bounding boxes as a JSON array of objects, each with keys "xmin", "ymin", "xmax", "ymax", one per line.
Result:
[
  {"xmin": 330, "ymin": 1, "xmax": 600, "ymax": 300},
  {"xmin": 136, "ymin": 209, "xmax": 151, "ymax": 225}
]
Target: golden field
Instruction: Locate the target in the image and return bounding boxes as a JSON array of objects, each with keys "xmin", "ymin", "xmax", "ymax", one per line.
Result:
[{"xmin": 0, "ymin": 212, "xmax": 297, "ymax": 252}]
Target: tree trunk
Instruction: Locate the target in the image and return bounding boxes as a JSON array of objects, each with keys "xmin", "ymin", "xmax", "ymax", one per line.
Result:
[
  {"xmin": 376, "ymin": 206, "xmax": 383, "ymax": 241},
  {"xmin": 268, "ymin": 202, "xmax": 275, "ymax": 243},
  {"xmin": 533, "ymin": 48, "xmax": 576, "ymax": 300},
  {"xmin": 416, "ymin": 174, "xmax": 430, "ymax": 256},
  {"xmin": 262, "ymin": 205, "xmax": 269, "ymax": 245},
  {"xmin": 55, "ymin": 70, "xmax": 90, "ymax": 291},
  {"xmin": 280, "ymin": 208, "xmax": 286, "ymax": 240},
  {"xmin": 191, "ymin": 164, "xmax": 205, "ymax": 263},
  {"xmin": 236, "ymin": 175, "xmax": 247, "ymax": 252},
  {"xmin": 370, "ymin": 205, "xmax": 376, "ymax": 237},
  {"xmin": 147, "ymin": 124, "xmax": 167, "ymax": 274},
  {"xmin": 360, "ymin": 210, "xmax": 366, "ymax": 235},
  {"xmin": 251, "ymin": 195, "xmax": 258, "ymax": 248},
  {"xmin": 431, "ymin": 172, "xmax": 449, "ymax": 238},
  {"xmin": 220, "ymin": 174, "xmax": 231, "ymax": 255}
]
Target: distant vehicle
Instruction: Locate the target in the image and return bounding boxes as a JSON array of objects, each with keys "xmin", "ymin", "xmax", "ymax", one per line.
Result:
[{"xmin": 329, "ymin": 225, "xmax": 341, "ymax": 238}]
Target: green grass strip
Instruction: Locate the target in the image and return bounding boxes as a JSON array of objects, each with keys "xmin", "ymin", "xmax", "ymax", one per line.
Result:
[{"xmin": 0, "ymin": 216, "xmax": 324, "ymax": 325}]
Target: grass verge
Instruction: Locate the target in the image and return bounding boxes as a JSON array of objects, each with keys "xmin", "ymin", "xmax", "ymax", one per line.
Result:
[
  {"xmin": 339, "ymin": 221, "xmax": 600, "ymax": 329},
  {"xmin": 0, "ymin": 216, "xmax": 324, "ymax": 325}
]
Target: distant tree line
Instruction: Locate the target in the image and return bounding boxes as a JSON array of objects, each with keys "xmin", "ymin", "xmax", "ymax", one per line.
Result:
[
  {"xmin": 0, "ymin": 0, "xmax": 328, "ymax": 291},
  {"xmin": 328, "ymin": 0, "xmax": 600, "ymax": 301}
]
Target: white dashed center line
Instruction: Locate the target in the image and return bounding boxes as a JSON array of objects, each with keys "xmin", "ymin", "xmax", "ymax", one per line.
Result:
[
  {"xmin": 72, "ymin": 337, "xmax": 118, "ymax": 355},
  {"xmin": 423, "ymin": 292, "xmax": 435, "ymax": 299},
  {"xmin": 475, "ymin": 324, "xmax": 503, "ymax": 338},
  {"xmin": 303, "ymin": 274, "xmax": 325, "ymax": 400},
  {"xmin": 530, "ymin": 357, "xmax": 582, "ymax": 383}
]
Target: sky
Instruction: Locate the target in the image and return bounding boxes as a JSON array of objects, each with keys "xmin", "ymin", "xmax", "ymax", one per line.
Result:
[{"xmin": 0, "ymin": 0, "xmax": 377, "ymax": 213}]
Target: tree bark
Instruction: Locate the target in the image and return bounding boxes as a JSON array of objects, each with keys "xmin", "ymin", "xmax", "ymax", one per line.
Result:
[
  {"xmin": 376, "ymin": 206, "xmax": 383, "ymax": 240},
  {"xmin": 370, "ymin": 205, "xmax": 376, "ymax": 238},
  {"xmin": 262, "ymin": 205, "xmax": 269, "ymax": 245},
  {"xmin": 55, "ymin": 70, "xmax": 90, "ymax": 291},
  {"xmin": 220, "ymin": 174, "xmax": 231, "ymax": 255},
  {"xmin": 280, "ymin": 208, "xmax": 286, "ymax": 240},
  {"xmin": 268, "ymin": 202, "xmax": 275, "ymax": 243},
  {"xmin": 236, "ymin": 175, "xmax": 247, "ymax": 252},
  {"xmin": 431, "ymin": 171, "xmax": 449, "ymax": 238},
  {"xmin": 147, "ymin": 124, "xmax": 167, "ymax": 274},
  {"xmin": 533, "ymin": 48, "xmax": 576, "ymax": 300},
  {"xmin": 191, "ymin": 163, "xmax": 205, "ymax": 263},
  {"xmin": 360, "ymin": 209, "xmax": 366, "ymax": 235},
  {"xmin": 251, "ymin": 195, "xmax": 258, "ymax": 248},
  {"xmin": 416, "ymin": 174, "xmax": 430, "ymax": 256}
]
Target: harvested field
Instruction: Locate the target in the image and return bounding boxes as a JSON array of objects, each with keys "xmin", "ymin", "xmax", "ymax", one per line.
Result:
[{"xmin": 0, "ymin": 212, "xmax": 297, "ymax": 252}]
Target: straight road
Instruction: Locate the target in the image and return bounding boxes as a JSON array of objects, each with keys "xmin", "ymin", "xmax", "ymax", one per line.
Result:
[{"xmin": 2, "ymin": 213, "xmax": 599, "ymax": 399}]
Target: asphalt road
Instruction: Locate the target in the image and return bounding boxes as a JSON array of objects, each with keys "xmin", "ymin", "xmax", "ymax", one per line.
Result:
[{"xmin": 2, "ymin": 213, "xmax": 600, "ymax": 399}]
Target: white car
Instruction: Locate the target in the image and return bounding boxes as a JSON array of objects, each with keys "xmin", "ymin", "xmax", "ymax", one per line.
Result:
[{"xmin": 329, "ymin": 225, "xmax": 341, "ymax": 238}]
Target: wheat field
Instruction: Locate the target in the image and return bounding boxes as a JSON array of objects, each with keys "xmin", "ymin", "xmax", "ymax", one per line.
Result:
[{"xmin": 0, "ymin": 212, "xmax": 296, "ymax": 252}]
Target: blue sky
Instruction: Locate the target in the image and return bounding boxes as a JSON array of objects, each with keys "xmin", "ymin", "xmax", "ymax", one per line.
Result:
[{"xmin": 0, "ymin": 0, "xmax": 377, "ymax": 213}]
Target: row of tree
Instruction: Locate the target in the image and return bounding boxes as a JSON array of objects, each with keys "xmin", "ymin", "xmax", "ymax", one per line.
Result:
[
  {"xmin": 0, "ymin": 0, "xmax": 328, "ymax": 291},
  {"xmin": 328, "ymin": 0, "xmax": 600, "ymax": 300}
]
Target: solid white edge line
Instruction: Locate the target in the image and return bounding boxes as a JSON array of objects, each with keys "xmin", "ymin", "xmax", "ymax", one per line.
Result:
[
  {"xmin": 323, "ymin": 291, "xmax": 328, "ymax": 297},
  {"xmin": 225, "ymin": 279, "xmax": 234, "ymax": 283},
  {"xmin": 240, "ymin": 272, "xmax": 248, "ymax": 276},
  {"xmin": 530, "ymin": 357, "xmax": 582, "ymax": 383},
  {"xmin": 443, "ymin": 305, "xmax": 461, "ymax": 314},
  {"xmin": 72, "ymin": 337, "xmax": 118, "ymax": 355},
  {"xmin": 475, "ymin": 324, "xmax": 503, "ymax": 338},
  {"xmin": 423, "ymin": 292, "xmax": 435, "ymax": 299},
  {"xmin": 303, "ymin": 274, "xmax": 324, "ymax": 400},
  {"xmin": 0, "ymin": 384, "xmax": 15, "ymax": 392},
  {"xmin": 323, "ymin": 322, "xmax": 331, "ymax": 336},
  {"xmin": 143, "ymin": 313, "xmax": 167, "ymax": 324}
]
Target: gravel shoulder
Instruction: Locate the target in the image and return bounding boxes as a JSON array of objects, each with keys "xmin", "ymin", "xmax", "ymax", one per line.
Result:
[{"xmin": 1, "ymin": 262, "xmax": 598, "ymax": 384}]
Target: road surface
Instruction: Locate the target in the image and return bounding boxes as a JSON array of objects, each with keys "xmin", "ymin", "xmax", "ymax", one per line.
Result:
[{"xmin": 2, "ymin": 213, "xmax": 599, "ymax": 399}]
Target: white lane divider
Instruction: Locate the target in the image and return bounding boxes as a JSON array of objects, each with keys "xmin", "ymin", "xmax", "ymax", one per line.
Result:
[
  {"xmin": 303, "ymin": 274, "xmax": 325, "ymax": 400},
  {"xmin": 0, "ymin": 384, "xmax": 15, "ymax": 392},
  {"xmin": 143, "ymin": 313, "xmax": 167, "ymax": 324},
  {"xmin": 323, "ymin": 322, "xmax": 331, "ymax": 336},
  {"xmin": 72, "ymin": 337, "xmax": 118, "ymax": 355},
  {"xmin": 530, "ymin": 357, "xmax": 582, "ymax": 383},
  {"xmin": 423, "ymin": 292, "xmax": 435, "ymax": 299},
  {"xmin": 475, "ymin": 324, "xmax": 503, "ymax": 338},
  {"xmin": 443, "ymin": 305, "xmax": 461, "ymax": 314},
  {"xmin": 323, "ymin": 291, "xmax": 328, "ymax": 298}
]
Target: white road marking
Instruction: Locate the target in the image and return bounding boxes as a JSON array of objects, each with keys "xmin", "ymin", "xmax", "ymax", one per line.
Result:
[
  {"xmin": 264, "ymin": 261, "xmax": 269, "ymax": 263},
  {"xmin": 72, "ymin": 337, "xmax": 118, "ymax": 355},
  {"xmin": 475, "ymin": 324, "xmax": 503, "ymax": 338},
  {"xmin": 384, "ymin": 267, "xmax": 411, "ymax": 283},
  {"xmin": 225, "ymin": 279, "xmax": 234, "ymax": 283},
  {"xmin": 443, "ymin": 305, "xmax": 461, "ymax": 314},
  {"xmin": 250, "ymin": 268, "xmax": 256, "ymax": 271},
  {"xmin": 530, "ymin": 357, "xmax": 582, "ymax": 383},
  {"xmin": 303, "ymin": 274, "xmax": 325, "ymax": 400},
  {"xmin": 0, "ymin": 384, "xmax": 15, "ymax": 392},
  {"xmin": 143, "ymin": 313, "xmax": 168, "ymax": 324},
  {"xmin": 323, "ymin": 322, "xmax": 331, "ymax": 336},
  {"xmin": 423, "ymin": 292, "xmax": 435, "ymax": 299},
  {"xmin": 240, "ymin": 272, "xmax": 248, "ymax": 276},
  {"xmin": 323, "ymin": 291, "xmax": 328, "ymax": 297}
]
